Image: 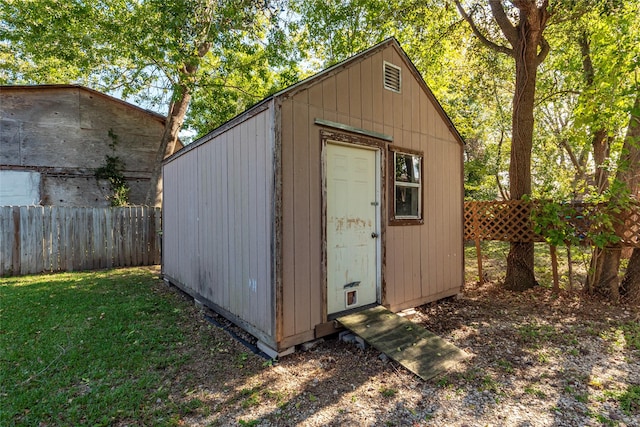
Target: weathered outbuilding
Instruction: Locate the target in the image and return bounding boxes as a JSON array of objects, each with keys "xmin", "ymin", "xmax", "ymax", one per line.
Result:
[
  {"xmin": 162, "ymin": 38, "xmax": 464, "ymax": 356},
  {"xmin": 0, "ymin": 85, "xmax": 180, "ymax": 207}
]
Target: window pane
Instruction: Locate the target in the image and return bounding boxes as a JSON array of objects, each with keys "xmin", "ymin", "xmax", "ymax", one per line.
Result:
[
  {"xmin": 395, "ymin": 153, "xmax": 420, "ymax": 183},
  {"xmin": 395, "ymin": 185, "xmax": 419, "ymax": 217}
]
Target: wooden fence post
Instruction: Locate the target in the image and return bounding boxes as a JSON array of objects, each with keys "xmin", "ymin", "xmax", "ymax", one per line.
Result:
[
  {"xmin": 550, "ymin": 245, "xmax": 559, "ymax": 292},
  {"xmin": 566, "ymin": 244, "xmax": 573, "ymax": 291},
  {"xmin": 475, "ymin": 239, "xmax": 483, "ymax": 284},
  {"xmin": 473, "ymin": 203, "xmax": 483, "ymax": 284},
  {"xmin": 12, "ymin": 207, "xmax": 20, "ymax": 275}
]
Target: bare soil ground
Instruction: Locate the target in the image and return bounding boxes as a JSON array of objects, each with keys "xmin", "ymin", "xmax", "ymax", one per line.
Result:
[{"xmin": 148, "ymin": 270, "xmax": 640, "ymax": 427}]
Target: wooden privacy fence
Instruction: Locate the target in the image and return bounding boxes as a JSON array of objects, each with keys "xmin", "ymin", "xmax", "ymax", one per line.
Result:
[
  {"xmin": 464, "ymin": 200, "xmax": 640, "ymax": 287},
  {"xmin": 0, "ymin": 206, "xmax": 162, "ymax": 276}
]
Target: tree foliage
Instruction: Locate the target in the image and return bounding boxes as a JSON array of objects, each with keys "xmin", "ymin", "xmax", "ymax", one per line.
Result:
[
  {"xmin": 3, "ymin": 0, "xmax": 639, "ymax": 297},
  {"xmin": 1, "ymin": 0, "xmax": 300, "ymax": 204}
]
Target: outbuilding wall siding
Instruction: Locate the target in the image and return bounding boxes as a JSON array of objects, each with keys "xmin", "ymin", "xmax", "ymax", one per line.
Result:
[
  {"xmin": 162, "ymin": 109, "xmax": 275, "ymax": 342},
  {"xmin": 162, "ymin": 39, "xmax": 464, "ymax": 352},
  {"xmin": 279, "ymin": 45, "xmax": 463, "ymax": 343}
]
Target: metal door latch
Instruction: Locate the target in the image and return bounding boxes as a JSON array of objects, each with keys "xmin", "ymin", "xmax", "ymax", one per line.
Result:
[{"xmin": 371, "ymin": 232, "xmax": 379, "ymax": 238}]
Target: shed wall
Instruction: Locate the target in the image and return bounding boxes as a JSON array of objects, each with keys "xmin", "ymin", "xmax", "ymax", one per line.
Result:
[
  {"xmin": 162, "ymin": 109, "xmax": 275, "ymax": 343},
  {"xmin": 279, "ymin": 45, "xmax": 463, "ymax": 343}
]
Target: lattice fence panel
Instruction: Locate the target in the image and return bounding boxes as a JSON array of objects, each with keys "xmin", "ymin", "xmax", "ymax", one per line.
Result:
[
  {"xmin": 464, "ymin": 201, "xmax": 640, "ymax": 248},
  {"xmin": 620, "ymin": 203, "xmax": 640, "ymax": 247},
  {"xmin": 464, "ymin": 200, "xmax": 543, "ymax": 243}
]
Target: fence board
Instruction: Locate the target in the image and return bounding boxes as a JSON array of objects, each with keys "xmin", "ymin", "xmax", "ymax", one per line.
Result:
[
  {"xmin": 42, "ymin": 207, "xmax": 51, "ymax": 271},
  {"xmin": 20, "ymin": 206, "xmax": 31, "ymax": 275},
  {"xmin": 33, "ymin": 206, "xmax": 44, "ymax": 273},
  {"xmin": 0, "ymin": 206, "xmax": 162, "ymax": 276},
  {"xmin": 77, "ymin": 208, "xmax": 86, "ymax": 270},
  {"xmin": 141, "ymin": 206, "xmax": 148, "ymax": 266},
  {"xmin": 122, "ymin": 207, "xmax": 131, "ymax": 266},
  {"xmin": 0, "ymin": 208, "xmax": 6, "ymax": 274},
  {"xmin": 131, "ymin": 207, "xmax": 139, "ymax": 266},
  {"xmin": 115, "ymin": 208, "xmax": 123, "ymax": 266},
  {"xmin": 50, "ymin": 206, "xmax": 59, "ymax": 272},
  {"xmin": 105, "ymin": 208, "xmax": 113, "ymax": 268},
  {"xmin": 151, "ymin": 208, "xmax": 161, "ymax": 265},
  {"xmin": 92, "ymin": 208, "xmax": 101, "ymax": 269},
  {"xmin": 58, "ymin": 207, "xmax": 67, "ymax": 272}
]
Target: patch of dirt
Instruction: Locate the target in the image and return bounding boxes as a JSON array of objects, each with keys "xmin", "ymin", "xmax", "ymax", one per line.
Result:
[{"xmin": 153, "ymin": 278, "xmax": 640, "ymax": 426}]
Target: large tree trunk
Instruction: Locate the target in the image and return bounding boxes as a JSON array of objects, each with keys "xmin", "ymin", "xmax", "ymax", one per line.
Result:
[
  {"xmin": 588, "ymin": 247, "xmax": 621, "ymax": 301},
  {"xmin": 619, "ymin": 96, "xmax": 640, "ymax": 304},
  {"xmin": 621, "ymin": 248, "xmax": 640, "ymax": 305},
  {"xmin": 503, "ymin": 3, "xmax": 548, "ymax": 291},
  {"xmin": 145, "ymin": 86, "xmax": 192, "ymax": 206},
  {"xmin": 591, "ymin": 130, "xmax": 610, "ymax": 192},
  {"xmin": 145, "ymin": 41, "xmax": 211, "ymax": 206},
  {"xmin": 588, "ymin": 95, "xmax": 640, "ymax": 300},
  {"xmin": 579, "ymin": 33, "xmax": 611, "ymax": 193},
  {"xmin": 455, "ymin": 1, "xmax": 549, "ymax": 290},
  {"xmin": 580, "ymin": 31, "xmax": 615, "ymax": 298}
]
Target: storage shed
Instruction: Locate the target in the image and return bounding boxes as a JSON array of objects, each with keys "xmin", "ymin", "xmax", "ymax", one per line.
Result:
[{"xmin": 162, "ymin": 38, "xmax": 464, "ymax": 356}]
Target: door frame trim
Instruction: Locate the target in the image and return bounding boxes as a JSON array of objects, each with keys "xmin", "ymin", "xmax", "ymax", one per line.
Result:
[{"xmin": 320, "ymin": 128, "xmax": 388, "ymax": 322}]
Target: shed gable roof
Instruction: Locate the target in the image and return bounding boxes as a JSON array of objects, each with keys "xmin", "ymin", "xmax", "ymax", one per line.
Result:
[
  {"xmin": 168, "ymin": 37, "xmax": 464, "ymax": 161},
  {"xmin": 273, "ymin": 37, "xmax": 464, "ymax": 146}
]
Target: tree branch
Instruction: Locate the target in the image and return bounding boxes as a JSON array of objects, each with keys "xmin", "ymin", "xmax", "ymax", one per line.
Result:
[
  {"xmin": 197, "ymin": 81, "xmax": 263, "ymax": 99},
  {"xmin": 496, "ymin": 129, "xmax": 509, "ymax": 200},
  {"xmin": 536, "ymin": 36, "xmax": 550, "ymax": 66},
  {"xmin": 557, "ymin": 139, "xmax": 585, "ymax": 177},
  {"xmin": 535, "ymin": 89, "xmax": 581, "ymax": 106},
  {"xmin": 489, "ymin": 0, "xmax": 518, "ymax": 47},
  {"xmin": 579, "ymin": 32, "xmax": 595, "ymax": 86},
  {"xmin": 455, "ymin": 0, "xmax": 513, "ymax": 56}
]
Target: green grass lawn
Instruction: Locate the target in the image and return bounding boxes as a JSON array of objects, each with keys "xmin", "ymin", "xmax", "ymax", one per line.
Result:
[
  {"xmin": 1, "ymin": 265, "xmax": 638, "ymax": 426},
  {"xmin": 0, "ymin": 268, "xmax": 191, "ymax": 426}
]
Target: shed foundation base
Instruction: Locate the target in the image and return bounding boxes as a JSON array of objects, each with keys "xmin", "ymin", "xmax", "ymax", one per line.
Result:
[{"xmin": 257, "ymin": 341, "xmax": 295, "ymax": 359}]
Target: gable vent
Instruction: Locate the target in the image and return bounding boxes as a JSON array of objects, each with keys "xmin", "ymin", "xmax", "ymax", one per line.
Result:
[{"xmin": 383, "ymin": 62, "xmax": 401, "ymax": 93}]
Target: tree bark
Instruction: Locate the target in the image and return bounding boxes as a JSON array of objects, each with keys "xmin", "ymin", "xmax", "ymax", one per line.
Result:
[
  {"xmin": 145, "ymin": 41, "xmax": 211, "ymax": 206},
  {"xmin": 579, "ymin": 33, "xmax": 611, "ymax": 193},
  {"xmin": 502, "ymin": 2, "xmax": 549, "ymax": 291},
  {"xmin": 145, "ymin": 85, "xmax": 192, "ymax": 206},
  {"xmin": 619, "ymin": 95, "xmax": 640, "ymax": 304},
  {"xmin": 621, "ymin": 247, "xmax": 640, "ymax": 305},
  {"xmin": 588, "ymin": 246, "xmax": 621, "ymax": 301},
  {"xmin": 580, "ymin": 30, "xmax": 615, "ymax": 298},
  {"xmin": 588, "ymin": 95, "xmax": 640, "ymax": 300},
  {"xmin": 456, "ymin": 0, "xmax": 549, "ymax": 290}
]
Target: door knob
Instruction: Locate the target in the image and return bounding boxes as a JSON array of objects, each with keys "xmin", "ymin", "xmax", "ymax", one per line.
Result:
[{"xmin": 371, "ymin": 232, "xmax": 379, "ymax": 238}]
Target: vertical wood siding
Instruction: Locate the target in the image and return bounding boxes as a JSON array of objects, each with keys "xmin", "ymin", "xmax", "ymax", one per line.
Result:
[
  {"xmin": 280, "ymin": 44, "xmax": 464, "ymax": 340},
  {"xmin": 163, "ymin": 41, "xmax": 463, "ymax": 349},
  {"xmin": 0, "ymin": 205, "xmax": 161, "ymax": 276},
  {"xmin": 162, "ymin": 110, "xmax": 274, "ymax": 340}
]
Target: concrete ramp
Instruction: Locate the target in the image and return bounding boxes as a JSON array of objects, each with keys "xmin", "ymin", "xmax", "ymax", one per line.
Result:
[{"xmin": 337, "ymin": 305, "xmax": 468, "ymax": 380}]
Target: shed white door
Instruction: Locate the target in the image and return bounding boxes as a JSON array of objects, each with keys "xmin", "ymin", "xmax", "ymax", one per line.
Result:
[{"xmin": 326, "ymin": 142, "xmax": 379, "ymax": 315}]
